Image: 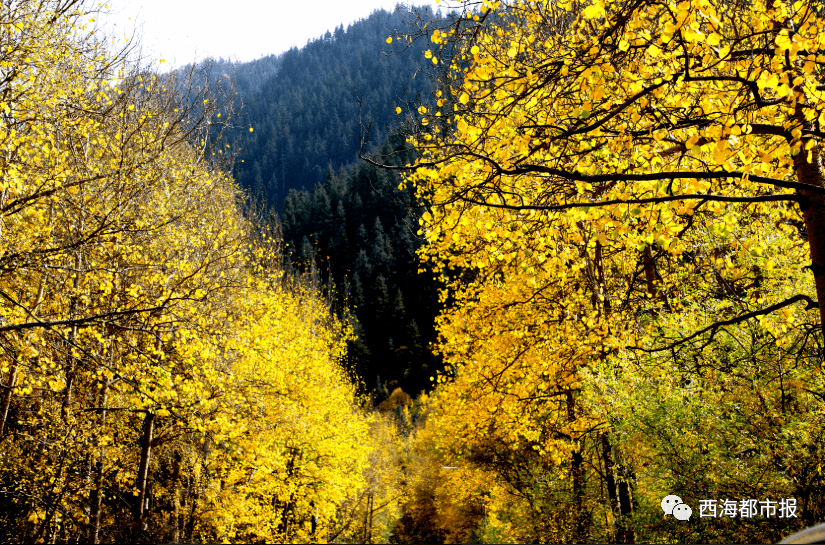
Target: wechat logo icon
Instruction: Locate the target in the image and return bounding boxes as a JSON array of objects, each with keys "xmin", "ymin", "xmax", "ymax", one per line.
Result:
[{"xmin": 662, "ymin": 495, "xmax": 692, "ymax": 521}]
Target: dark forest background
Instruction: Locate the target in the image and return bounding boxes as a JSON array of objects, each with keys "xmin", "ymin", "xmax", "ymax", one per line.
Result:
[
  {"xmin": 196, "ymin": 6, "xmax": 448, "ymax": 396},
  {"xmin": 222, "ymin": 7, "xmax": 435, "ymax": 207}
]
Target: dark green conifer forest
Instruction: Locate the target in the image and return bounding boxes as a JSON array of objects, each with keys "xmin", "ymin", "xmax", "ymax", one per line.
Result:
[
  {"xmin": 228, "ymin": 7, "xmax": 435, "ymax": 208},
  {"xmin": 278, "ymin": 138, "xmax": 442, "ymax": 395},
  {"xmin": 209, "ymin": 6, "xmax": 445, "ymax": 395}
]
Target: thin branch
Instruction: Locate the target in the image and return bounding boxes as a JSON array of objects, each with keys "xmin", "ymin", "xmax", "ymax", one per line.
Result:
[
  {"xmin": 0, "ymin": 295, "xmax": 167, "ymax": 333},
  {"xmin": 631, "ymin": 294, "xmax": 818, "ymax": 353},
  {"xmin": 460, "ymin": 192, "xmax": 798, "ymax": 211}
]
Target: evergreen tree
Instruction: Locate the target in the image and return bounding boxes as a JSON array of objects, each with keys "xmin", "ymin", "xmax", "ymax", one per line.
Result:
[
  {"xmin": 278, "ymin": 136, "xmax": 442, "ymax": 395},
  {"xmin": 220, "ymin": 6, "xmax": 439, "ymax": 210},
  {"xmin": 392, "ymin": 288, "xmax": 405, "ymax": 325},
  {"xmin": 370, "ymin": 274, "xmax": 390, "ymax": 321}
]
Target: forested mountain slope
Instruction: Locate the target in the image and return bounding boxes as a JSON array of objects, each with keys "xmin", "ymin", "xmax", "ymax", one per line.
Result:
[
  {"xmin": 225, "ymin": 6, "xmax": 438, "ymax": 209},
  {"xmin": 206, "ymin": 6, "xmax": 447, "ymax": 395},
  {"xmin": 206, "ymin": 53, "xmax": 282, "ymax": 96},
  {"xmin": 279, "ymin": 136, "xmax": 442, "ymax": 395}
]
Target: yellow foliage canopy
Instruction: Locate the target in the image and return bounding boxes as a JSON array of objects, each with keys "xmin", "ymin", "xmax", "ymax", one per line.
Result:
[
  {"xmin": 400, "ymin": 0, "xmax": 825, "ymax": 541},
  {"xmin": 0, "ymin": 2, "xmax": 374, "ymax": 543}
]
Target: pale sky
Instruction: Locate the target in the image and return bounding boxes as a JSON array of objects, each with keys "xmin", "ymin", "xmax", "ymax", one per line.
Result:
[{"xmin": 100, "ymin": 0, "xmax": 449, "ymax": 69}]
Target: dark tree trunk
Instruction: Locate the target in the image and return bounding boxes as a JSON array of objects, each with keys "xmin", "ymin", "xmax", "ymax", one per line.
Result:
[
  {"xmin": 799, "ymin": 185, "xmax": 825, "ymax": 334},
  {"xmin": 616, "ymin": 464, "xmax": 635, "ymax": 544},
  {"xmin": 0, "ymin": 362, "xmax": 17, "ymax": 437},
  {"xmin": 566, "ymin": 391, "xmax": 586, "ymax": 542},
  {"xmin": 601, "ymin": 434, "xmax": 620, "ymax": 524},
  {"xmin": 794, "ymin": 93, "xmax": 825, "ymax": 337},
  {"xmin": 642, "ymin": 245, "xmax": 657, "ymax": 299},
  {"xmin": 183, "ymin": 486, "xmax": 198, "ymax": 543},
  {"xmin": 89, "ymin": 379, "xmax": 108, "ymax": 544},
  {"xmin": 169, "ymin": 450, "xmax": 182, "ymax": 544},
  {"xmin": 133, "ymin": 412, "xmax": 155, "ymax": 536}
]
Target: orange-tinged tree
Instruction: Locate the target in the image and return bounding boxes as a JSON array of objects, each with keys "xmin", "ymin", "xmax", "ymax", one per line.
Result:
[
  {"xmin": 402, "ymin": 0, "xmax": 825, "ymax": 341},
  {"xmin": 383, "ymin": 0, "xmax": 825, "ymax": 541}
]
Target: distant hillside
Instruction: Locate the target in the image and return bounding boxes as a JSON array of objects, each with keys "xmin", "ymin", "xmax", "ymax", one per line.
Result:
[
  {"xmin": 221, "ymin": 6, "xmax": 440, "ymax": 209},
  {"xmin": 278, "ymin": 134, "xmax": 443, "ymax": 396},
  {"xmin": 205, "ymin": 54, "xmax": 282, "ymax": 97},
  {"xmin": 196, "ymin": 6, "xmax": 450, "ymax": 398}
]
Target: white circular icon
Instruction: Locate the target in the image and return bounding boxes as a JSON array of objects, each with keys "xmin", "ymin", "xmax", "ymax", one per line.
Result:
[
  {"xmin": 661, "ymin": 494, "xmax": 683, "ymax": 515},
  {"xmin": 673, "ymin": 503, "xmax": 692, "ymax": 521}
]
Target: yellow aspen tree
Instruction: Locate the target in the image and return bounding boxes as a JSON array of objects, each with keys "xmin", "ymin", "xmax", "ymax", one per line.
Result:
[
  {"xmin": 0, "ymin": 2, "xmax": 375, "ymax": 543},
  {"xmin": 371, "ymin": 0, "xmax": 825, "ymax": 541}
]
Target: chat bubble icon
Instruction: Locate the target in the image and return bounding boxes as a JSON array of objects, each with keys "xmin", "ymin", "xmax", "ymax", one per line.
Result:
[
  {"xmin": 661, "ymin": 495, "xmax": 683, "ymax": 515},
  {"xmin": 673, "ymin": 503, "xmax": 692, "ymax": 521}
]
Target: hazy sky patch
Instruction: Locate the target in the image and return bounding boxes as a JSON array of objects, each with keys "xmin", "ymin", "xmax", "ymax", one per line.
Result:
[{"xmin": 100, "ymin": 0, "xmax": 448, "ymax": 68}]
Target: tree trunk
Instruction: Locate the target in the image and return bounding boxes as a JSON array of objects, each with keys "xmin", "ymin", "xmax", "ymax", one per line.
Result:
[
  {"xmin": 133, "ymin": 411, "xmax": 155, "ymax": 536},
  {"xmin": 595, "ymin": 241, "xmax": 610, "ymax": 314},
  {"xmin": 89, "ymin": 379, "xmax": 108, "ymax": 544},
  {"xmin": 792, "ymin": 87, "xmax": 825, "ymax": 337},
  {"xmin": 0, "ymin": 362, "xmax": 17, "ymax": 437},
  {"xmin": 616, "ymin": 464, "xmax": 635, "ymax": 544},
  {"xmin": 600, "ymin": 434, "xmax": 619, "ymax": 527},
  {"xmin": 309, "ymin": 500, "xmax": 317, "ymax": 537},
  {"xmin": 369, "ymin": 493, "xmax": 374, "ymax": 544},
  {"xmin": 642, "ymin": 245, "xmax": 657, "ymax": 299},
  {"xmin": 277, "ymin": 447, "xmax": 300, "ymax": 538},
  {"xmin": 796, "ymin": 153, "xmax": 825, "ymax": 337},
  {"xmin": 183, "ymin": 485, "xmax": 198, "ymax": 543},
  {"xmin": 61, "ymin": 323, "xmax": 78, "ymax": 422},
  {"xmin": 602, "ymin": 433, "xmax": 635, "ymax": 543},
  {"xmin": 169, "ymin": 450, "xmax": 182, "ymax": 544},
  {"xmin": 566, "ymin": 391, "xmax": 586, "ymax": 542},
  {"xmin": 62, "ymin": 249, "xmax": 80, "ymax": 421},
  {"xmin": 364, "ymin": 492, "xmax": 373, "ymax": 544}
]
